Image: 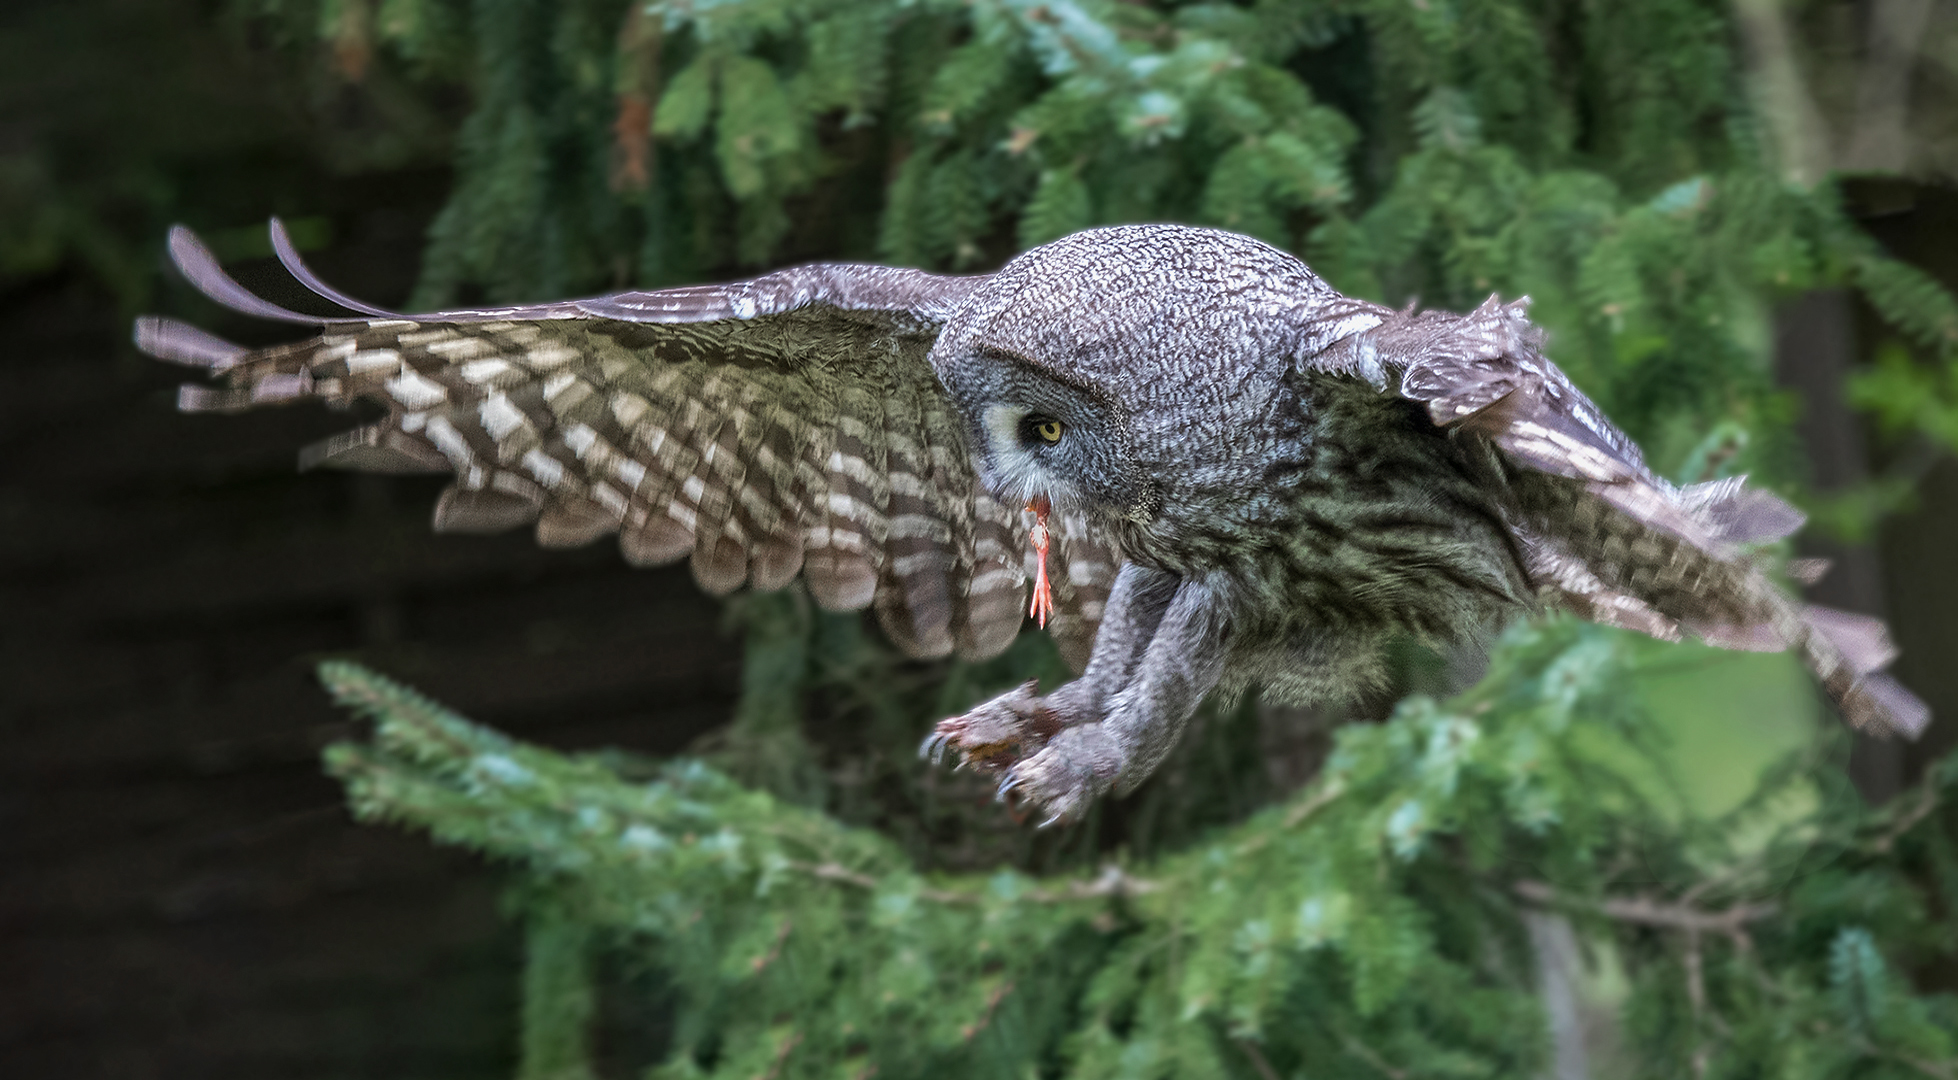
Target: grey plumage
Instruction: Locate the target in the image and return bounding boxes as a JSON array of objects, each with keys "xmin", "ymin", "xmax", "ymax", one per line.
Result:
[{"xmin": 137, "ymin": 220, "xmax": 1929, "ymax": 825}]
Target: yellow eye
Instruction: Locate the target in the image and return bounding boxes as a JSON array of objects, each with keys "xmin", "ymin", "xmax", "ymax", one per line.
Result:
[{"xmin": 1030, "ymin": 418, "xmax": 1064, "ymax": 445}]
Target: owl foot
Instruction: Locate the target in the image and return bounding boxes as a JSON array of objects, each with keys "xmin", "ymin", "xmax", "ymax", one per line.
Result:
[
  {"xmin": 995, "ymin": 725, "xmax": 1122, "ymax": 827},
  {"xmin": 920, "ymin": 680, "xmax": 1066, "ymax": 774}
]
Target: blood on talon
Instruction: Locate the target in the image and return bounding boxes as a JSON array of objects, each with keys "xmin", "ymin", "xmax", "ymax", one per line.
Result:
[{"xmin": 1026, "ymin": 495, "xmax": 1054, "ymax": 629}]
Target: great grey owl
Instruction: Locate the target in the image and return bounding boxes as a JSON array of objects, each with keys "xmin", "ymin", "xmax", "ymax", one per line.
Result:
[{"xmin": 137, "ymin": 219, "xmax": 1929, "ymax": 824}]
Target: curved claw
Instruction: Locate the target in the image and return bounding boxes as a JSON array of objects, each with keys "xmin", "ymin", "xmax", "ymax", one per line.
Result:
[
  {"xmin": 995, "ymin": 772, "xmax": 1024, "ymax": 803},
  {"xmin": 920, "ymin": 681, "xmax": 1061, "ymax": 782}
]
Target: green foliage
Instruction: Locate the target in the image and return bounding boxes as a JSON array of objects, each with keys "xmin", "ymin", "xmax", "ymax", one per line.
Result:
[
  {"xmin": 240, "ymin": 0, "xmax": 1958, "ymax": 473},
  {"xmin": 520, "ymin": 908, "xmax": 600, "ymax": 1080},
  {"xmin": 320, "ymin": 619, "xmax": 1958, "ymax": 1078},
  {"xmin": 232, "ymin": 0, "xmax": 1958, "ymax": 1075}
]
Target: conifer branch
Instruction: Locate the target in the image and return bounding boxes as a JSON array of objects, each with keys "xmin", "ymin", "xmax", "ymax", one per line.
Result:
[
  {"xmin": 1234, "ymin": 1038, "xmax": 1282, "ymax": 1080},
  {"xmin": 1025, "ymin": 864, "xmax": 1160, "ymax": 902},
  {"xmin": 1337, "ymin": 1030, "xmax": 1409, "ymax": 1080},
  {"xmin": 1511, "ymin": 880, "xmax": 1778, "ymax": 940},
  {"xmin": 1685, "ymin": 928, "xmax": 1710, "ymax": 1078},
  {"xmin": 1742, "ymin": 963, "xmax": 1958, "ymax": 1080},
  {"xmin": 958, "ymin": 981, "xmax": 1014, "ymax": 1042},
  {"xmin": 757, "ymin": 1030, "xmax": 802, "ymax": 1080},
  {"xmin": 793, "ymin": 860, "xmax": 978, "ymax": 905},
  {"xmin": 1281, "ymin": 777, "xmax": 1346, "ymax": 828},
  {"xmin": 790, "ymin": 860, "xmax": 1155, "ymax": 905}
]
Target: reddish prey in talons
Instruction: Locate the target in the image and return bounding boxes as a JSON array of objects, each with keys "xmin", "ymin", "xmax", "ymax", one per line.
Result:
[
  {"xmin": 1026, "ymin": 494, "xmax": 1053, "ymax": 629},
  {"xmin": 914, "ymin": 493, "xmax": 1065, "ymax": 794}
]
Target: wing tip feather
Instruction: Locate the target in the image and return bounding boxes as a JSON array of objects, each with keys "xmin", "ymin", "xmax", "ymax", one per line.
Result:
[
  {"xmin": 805, "ymin": 554, "xmax": 877, "ymax": 611},
  {"xmin": 433, "ymin": 486, "xmax": 541, "ymax": 534},
  {"xmin": 1797, "ymin": 604, "xmax": 1930, "ymax": 740},
  {"xmin": 176, "ymin": 383, "xmax": 250, "ymax": 413},
  {"xmin": 300, "ymin": 426, "xmax": 450, "ymax": 474},
  {"xmin": 691, "ymin": 536, "xmax": 750, "ymax": 596},
  {"xmin": 535, "ymin": 503, "xmax": 620, "ymax": 549},
  {"xmin": 1680, "ymin": 477, "xmax": 1807, "ymax": 545},
  {"xmin": 165, "ymin": 225, "xmax": 319, "ymax": 325},
  {"xmin": 1848, "ymin": 673, "xmax": 1932, "ymax": 740},
  {"xmin": 134, "ymin": 315, "xmax": 247, "ymax": 369},
  {"xmin": 267, "ymin": 216, "xmax": 406, "ymax": 319},
  {"xmin": 620, "ymin": 518, "xmax": 695, "ymax": 568},
  {"xmin": 750, "ymin": 539, "xmax": 806, "ymax": 594},
  {"xmin": 1805, "ymin": 605, "xmax": 1899, "ymax": 675}
]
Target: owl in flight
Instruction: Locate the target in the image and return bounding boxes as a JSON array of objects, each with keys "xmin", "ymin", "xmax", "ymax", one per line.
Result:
[{"xmin": 138, "ymin": 220, "xmax": 1928, "ymax": 824}]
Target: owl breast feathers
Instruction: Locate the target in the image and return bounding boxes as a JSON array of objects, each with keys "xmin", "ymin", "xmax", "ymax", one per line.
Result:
[{"xmin": 138, "ymin": 220, "xmax": 1928, "ymax": 825}]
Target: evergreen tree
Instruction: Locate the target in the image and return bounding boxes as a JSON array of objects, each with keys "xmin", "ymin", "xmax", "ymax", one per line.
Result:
[{"xmin": 242, "ymin": 1, "xmax": 1958, "ymax": 1075}]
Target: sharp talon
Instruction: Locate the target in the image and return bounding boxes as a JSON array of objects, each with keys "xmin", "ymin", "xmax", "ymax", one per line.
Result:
[
  {"xmin": 1037, "ymin": 809, "xmax": 1067, "ymax": 829},
  {"xmin": 995, "ymin": 773, "xmax": 1023, "ymax": 803},
  {"xmin": 921, "ymin": 725, "xmax": 963, "ymax": 765}
]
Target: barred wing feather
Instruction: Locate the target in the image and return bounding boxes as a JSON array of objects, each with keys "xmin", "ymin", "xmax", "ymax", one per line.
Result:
[{"xmin": 137, "ymin": 221, "xmax": 1120, "ymax": 665}]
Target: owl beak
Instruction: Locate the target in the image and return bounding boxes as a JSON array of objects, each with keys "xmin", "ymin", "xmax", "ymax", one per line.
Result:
[{"xmin": 1027, "ymin": 495, "xmax": 1053, "ymax": 629}]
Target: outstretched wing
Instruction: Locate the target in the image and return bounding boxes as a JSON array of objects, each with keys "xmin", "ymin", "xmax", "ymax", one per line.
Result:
[
  {"xmin": 136, "ymin": 220, "xmax": 1120, "ymax": 665},
  {"xmin": 1305, "ymin": 294, "xmax": 1929, "ymax": 740}
]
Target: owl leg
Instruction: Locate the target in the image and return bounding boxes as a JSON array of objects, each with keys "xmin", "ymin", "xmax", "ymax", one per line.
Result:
[
  {"xmin": 920, "ymin": 563, "xmax": 1178, "ymax": 774},
  {"xmin": 999, "ymin": 576, "xmax": 1228, "ymax": 824}
]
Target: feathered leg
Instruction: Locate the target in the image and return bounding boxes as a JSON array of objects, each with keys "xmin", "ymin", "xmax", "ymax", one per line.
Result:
[
  {"xmin": 920, "ymin": 563, "xmax": 1175, "ymax": 771},
  {"xmin": 922, "ymin": 565, "xmax": 1228, "ymax": 825}
]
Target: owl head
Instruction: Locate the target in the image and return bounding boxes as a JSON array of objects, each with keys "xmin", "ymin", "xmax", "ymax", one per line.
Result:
[{"xmin": 929, "ymin": 224, "xmax": 1336, "ymax": 525}]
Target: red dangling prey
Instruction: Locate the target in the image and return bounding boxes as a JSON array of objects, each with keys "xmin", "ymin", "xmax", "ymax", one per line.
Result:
[{"xmin": 1027, "ymin": 495, "xmax": 1053, "ymax": 629}]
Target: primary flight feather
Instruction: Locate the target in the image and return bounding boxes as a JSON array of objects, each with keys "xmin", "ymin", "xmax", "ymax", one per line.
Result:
[{"xmin": 138, "ymin": 219, "xmax": 1929, "ymax": 825}]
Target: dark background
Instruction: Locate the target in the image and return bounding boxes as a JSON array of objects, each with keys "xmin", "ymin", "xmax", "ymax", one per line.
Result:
[
  {"xmin": 1, "ymin": 3, "xmax": 744, "ymax": 1076},
  {"xmin": 3, "ymin": 2, "xmax": 1956, "ymax": 1078}
]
